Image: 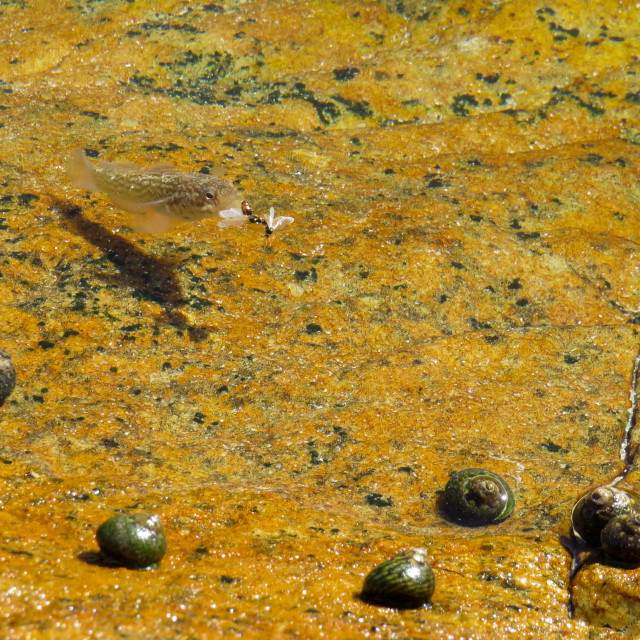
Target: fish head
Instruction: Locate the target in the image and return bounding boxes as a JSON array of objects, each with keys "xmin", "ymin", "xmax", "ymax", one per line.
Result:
[{"xmin": 169, "ymin": 175, "xmax": 242, "ymax": 221}]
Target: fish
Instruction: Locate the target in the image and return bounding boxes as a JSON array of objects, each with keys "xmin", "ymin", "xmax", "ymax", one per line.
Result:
[{"xmin": 68, "ymin": 149, "xmax": 243, "ymax": 233}]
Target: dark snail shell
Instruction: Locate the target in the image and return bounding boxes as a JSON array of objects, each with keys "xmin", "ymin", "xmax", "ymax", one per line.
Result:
[
  {"xmin": 601, "ymin": 513, "xmax": 640, "ymax": 565},
  {"xmin": 443, "ymin": 468, "xmax": 514, "ymax": 526},
  {"xmin": 571, "ymin": 486, "xmax": 639, "ymax": 546},
  {"xmin": 96, "ymin": 512, "xmax": 167, "ymax": 569},
  {"xmin": 361, "ymin": 548, "xmax": 435, "ymax": 608},
  {"xmin": 0, "ymin": 349, "xmax": 16, "ymax": 405}
]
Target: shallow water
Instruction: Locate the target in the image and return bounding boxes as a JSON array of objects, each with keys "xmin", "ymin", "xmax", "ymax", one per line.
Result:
[{"xmin": 1, "ymin": 1, "xmax": 640, "ymax": 637}]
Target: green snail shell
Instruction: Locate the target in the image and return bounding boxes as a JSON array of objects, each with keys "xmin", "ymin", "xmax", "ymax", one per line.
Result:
[
  {"xmin": 601, "ymin": 513, "xmax": 640, "ymax": 565},
  {"xmin": 96, "ymin": 512, "xmax": 167, "ymax": 569},
  {"xmin": 0, "ymin": 349, "xmax": 16, "ymax": 405},
  {"xmin": 571, "ymin": 485, "xmax": 639, "ymax": 546},
  {"xmin": 444, "ymin": 468, "xmax": 514, "ymax": 526},
  {"xmin": 361, "ymin": 548, "xmax": 435, "ymax": 608}
]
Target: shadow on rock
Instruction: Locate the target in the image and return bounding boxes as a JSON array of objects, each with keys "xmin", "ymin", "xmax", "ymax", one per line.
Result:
[
  {"xmin": 55, "ymin": 200, "xmax": 212, "ymax": 342},
  {"xmin": 78, "ymin": 550, "xmax": 122, "ymax": 568}
]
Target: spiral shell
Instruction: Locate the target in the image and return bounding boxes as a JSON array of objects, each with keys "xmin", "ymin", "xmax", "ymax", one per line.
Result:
[
  {"xmin": 601, "ymin": 513, "xmax": 640, "ymax": 565},
  {"xmin": 443, "ymin": 468, "xmax": 514, "ymax": 526},
  {"xmin": 361, "ymin": 548, "xmax": 435, "ymax": 608},
  {"xmin": 571, "ymin": 485, "xmax": 639, "ymax": 546},
  {"xmin": 0, "ymin": 349, "xmax": 16, "ymax": 405},
  {"xmin": 96, "ymin": 512, "xmax": 167, "ymax": 569}
]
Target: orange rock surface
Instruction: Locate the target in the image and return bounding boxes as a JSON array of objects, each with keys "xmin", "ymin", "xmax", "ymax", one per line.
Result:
[{"xmin": 1, "ymin": 0, "xmax": 640, "ymax": 637}]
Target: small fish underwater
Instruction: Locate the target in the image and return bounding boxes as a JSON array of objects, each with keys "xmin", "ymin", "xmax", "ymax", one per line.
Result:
[{"xmin": 68, "ymin": 149, "xmax": 293, "ymax": 236}]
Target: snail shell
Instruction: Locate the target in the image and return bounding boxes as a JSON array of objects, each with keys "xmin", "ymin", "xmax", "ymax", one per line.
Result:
[
  {"xmin": 443, "ymin": 468, "xmax": 514, "ymax": 526},
  {"xmin": 96, "ymin": 512, "xmax": 167, "ymax": 569},
  {"xmin": 0, "ymin": 349, "xmax": 16, "ymax": 405},
  {"xmin": 601, "ymin": 513, "xmax": 640, "ymax": 565},
  {"xmin": 571, "ymin": 486, "xmax": 639, "ymax": 546},
  {"xmin": 361, "ymin": 547, "xmax": 435, "ymax": 608}
]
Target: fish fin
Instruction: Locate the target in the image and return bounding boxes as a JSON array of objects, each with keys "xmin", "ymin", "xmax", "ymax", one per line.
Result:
[
  {"xmin": 107, "ymin": 194, "xmax": 172, "ymax": 217},
  {"xmin": 208, "ymin": 166, "xmax": 227, "ymax": 178},
  {"xmin": 110, "ymin": 195, "xmax": 177, "ymax": 234},
  {"xmin": 147, "ymin": 162, "xmax": 180, "ymax": 173},
  {"xmin": 131, "ymin": 209, "xmax": 180, "ymax": 234},
  {"xmin": 106, "ymin": 194, "xmax": 148, "ymax": 216},
  {"xmin": 68, "ymin": 149, "xmax": 98, "ymax": 191},
  {"xmin": 98, "ymin": 159, "xmax": 143, "ymax": 172},
  {"xmin": 147, "ymin": 163, "xmax": 227, "ymax": 177}
]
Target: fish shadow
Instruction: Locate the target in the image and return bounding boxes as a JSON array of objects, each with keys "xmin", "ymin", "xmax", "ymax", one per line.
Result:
[{"xmin": 56, "ymin": 201, "xmax": 210, "ymax": 341}]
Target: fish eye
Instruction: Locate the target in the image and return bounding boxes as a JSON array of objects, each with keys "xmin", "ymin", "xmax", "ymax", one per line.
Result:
[{"xmin": 205, "ymin": 192, "xmax": 214, "ymax": 199}]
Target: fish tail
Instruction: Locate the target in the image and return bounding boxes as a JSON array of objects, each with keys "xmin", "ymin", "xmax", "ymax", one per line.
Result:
[{"xmin": 68, "ymin": 149, "xmax": 97, "ymax": 191}]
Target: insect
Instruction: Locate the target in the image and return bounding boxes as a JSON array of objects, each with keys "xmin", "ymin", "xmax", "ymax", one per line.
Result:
[{"xmin": 218, "ymin": 200, "xmax": 294, "ymax": 237}]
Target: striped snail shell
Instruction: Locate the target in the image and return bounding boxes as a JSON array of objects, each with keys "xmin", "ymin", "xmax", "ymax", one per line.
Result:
[{"xmin": 361, "ymin": 548, "xmax": 435, "ymax": 608}]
